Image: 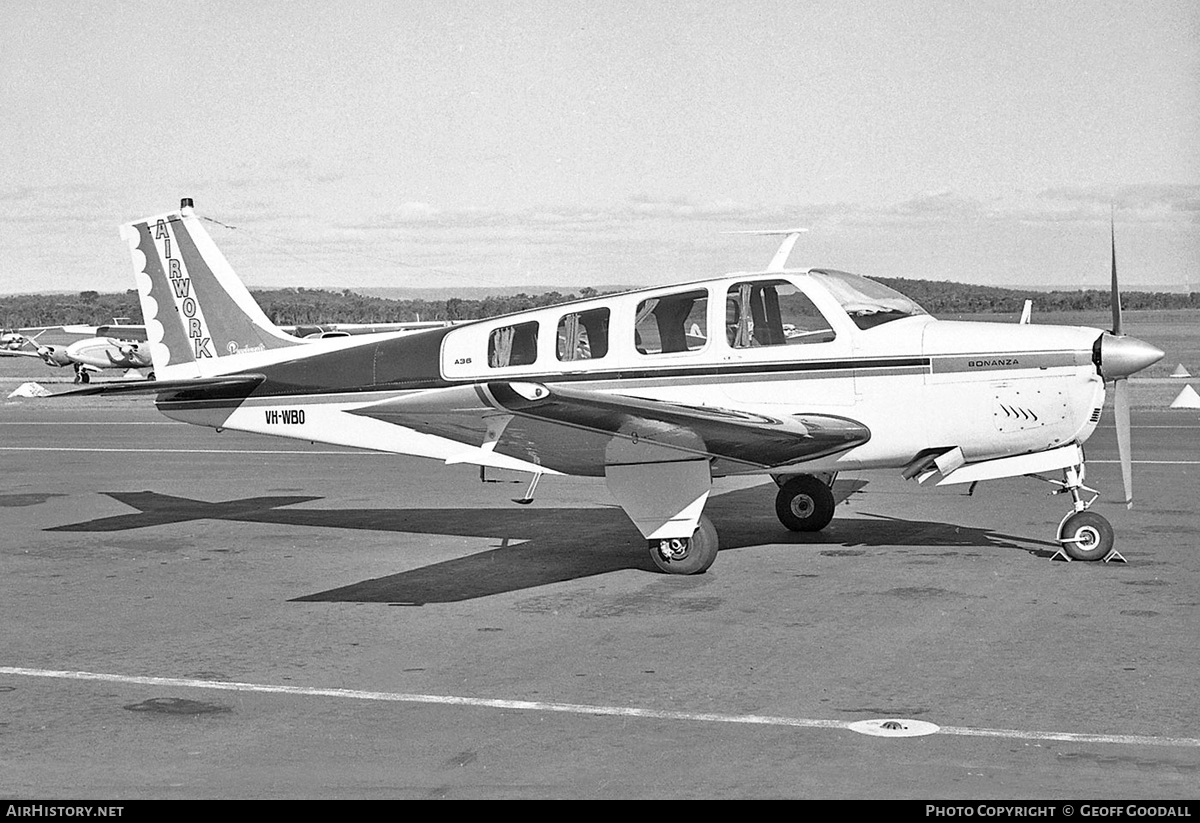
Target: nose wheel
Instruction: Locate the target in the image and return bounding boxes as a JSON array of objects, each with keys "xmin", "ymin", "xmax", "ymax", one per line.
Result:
[
  {"xmin": 1047, "ymin": 463, "xmax": 1125, "ymax": 563},
  {"xmin": 1057, "ymin": 510, "xmax": 1115, "ymax": 561}
]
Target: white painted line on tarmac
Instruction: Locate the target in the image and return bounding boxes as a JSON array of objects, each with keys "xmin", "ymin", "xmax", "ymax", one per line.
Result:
[
  {"xmin": 1090, "ymin": 460, "xmax": 1200, "ymax": 465},
  {"xmin": 3, "ymin": 666, "xmax": 1198, "ymax": 749}
]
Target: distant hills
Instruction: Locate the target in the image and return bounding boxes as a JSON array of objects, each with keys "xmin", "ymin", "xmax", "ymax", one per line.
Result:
[
  {"xmin": 354, "ymin": 282, "xmax": 1196, "ymax": 300},
  {"xmin": 2, "ymin": 280, "xmax": 1196, "ymax": 328}
]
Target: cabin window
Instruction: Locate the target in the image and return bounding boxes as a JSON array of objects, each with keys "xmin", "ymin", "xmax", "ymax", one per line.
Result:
[
  {"xmin": 557, "ymin": 307, "xmax": 610, "ymax": 362},
  {"xmin": 725, "ymin": 280, "xmax": 835, "ymax": 347},
  {"xmin": 488, "ymin": 321, "xmax": 539, "ymax": 368},
  {"xmin": 634, "ymin": 290, "xmax": 708, "ymax": 355},
  {"xmin": 806, "ymin": 269, "xmax": 927, "ymax": 330}
]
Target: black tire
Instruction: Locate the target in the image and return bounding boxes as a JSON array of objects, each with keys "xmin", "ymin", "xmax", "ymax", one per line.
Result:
[
  {"xmin": 1058, "ymin": 511, "xmax": 1115, "ymax": 561},
  {"xmin": 649, "ymin": 515, "xmax": 719, "ymax": 575},
  {"xmin": 775, "ymin": 475, "xmax": 835, "ymax": 532}
]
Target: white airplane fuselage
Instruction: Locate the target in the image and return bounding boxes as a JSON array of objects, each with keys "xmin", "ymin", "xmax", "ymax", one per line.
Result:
[
  {"xmin": 64, "ymin": 337, "xmax": 152, "ymax": 372},
  {"xmin": 151, "ymin": 271, "xmax": 1107, "ymax": 479}
]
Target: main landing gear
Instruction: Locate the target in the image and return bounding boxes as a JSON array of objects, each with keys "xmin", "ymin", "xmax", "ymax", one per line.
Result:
[
  {"xmin": 649, "ymin": 514, "xmax": 718, "ymax": 575},
  {"xmin": 72, "ymin": 364, "xmax": 90, "ymax": 384},
  {"xmin": 644, "ymin": 472, "xmax": 838, "ymax": 574},
  {"xmin": 774, "ymin": 473, "xmax": 837, "ymax": 532},
  {"xmin": 1047, "ymin": 463, "xmax": 1123, "ymax": 563}
]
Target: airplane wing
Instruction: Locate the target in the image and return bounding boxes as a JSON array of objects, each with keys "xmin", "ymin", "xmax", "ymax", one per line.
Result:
[
  {"xmin": 0, "ymin": 348, "xmax": 43, "ymax": 358},
  {"xmin": 21, "ymin": 324, "xmax": 150, "ymax": 341},
  {"xmin": 90, "ymin": 324, "xmax": 148, "ymax": 341},
  {"xmin": 349, "ymin": 381, "xmax": 870, "ymax": 475}
]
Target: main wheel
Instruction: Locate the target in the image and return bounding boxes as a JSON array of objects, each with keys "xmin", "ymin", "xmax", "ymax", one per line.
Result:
[
  {"xmin": 1058, "ymin": 511, "xmax": 1115, "ymax": 561},
  {"xmin": 649, "ymin": 515, "xmax": 719, "ymax": 575},
  {"xmin": 775, "ymin": 475, "xmax": 835, "ymax": 532}
]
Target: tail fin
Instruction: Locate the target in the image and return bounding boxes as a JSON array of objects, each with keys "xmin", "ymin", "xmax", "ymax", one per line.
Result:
[{"xmin": 121, "ymin": 199, "xmax": 302, "ymax": 380}]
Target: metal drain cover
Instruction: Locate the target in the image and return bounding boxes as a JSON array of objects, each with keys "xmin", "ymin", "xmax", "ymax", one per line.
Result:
[{"xmin": 848, "ymin": 718, "xmax": 940, "ymax": 738}]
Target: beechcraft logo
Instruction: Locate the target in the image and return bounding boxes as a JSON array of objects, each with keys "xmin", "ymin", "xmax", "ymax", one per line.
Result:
[
  {"xmin": 226, "ymin": 341, "xmax": 266, "ymax": 356},
  {"xmin": 155, "ymin": 218, "xmax": 213, "ymax": 359}
]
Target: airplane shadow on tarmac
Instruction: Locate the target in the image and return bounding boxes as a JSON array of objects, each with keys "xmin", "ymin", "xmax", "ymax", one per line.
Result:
[{"xmin": 47, "ymin": 481, "xmax": 1061, "ymax": 603}]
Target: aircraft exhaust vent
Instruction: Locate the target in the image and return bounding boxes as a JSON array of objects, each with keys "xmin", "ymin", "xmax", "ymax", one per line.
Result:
[
  {"xmin": 1090, "ymin": 407, "xmax": 1103, "ymax": 423},
  {"xmin": 180, "ymin": 197, "xmax": 194, "ymax": 209}
]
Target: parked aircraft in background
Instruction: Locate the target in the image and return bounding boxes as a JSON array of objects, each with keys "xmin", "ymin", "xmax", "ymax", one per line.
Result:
[
  {"xmin": 285, "ymin": 321, "xmax": 453, "ymax": 339},
  {"xmin": 1, "ymin": 322, "xmax": 152, "ymax": 382},
  {"xmin": 69, "ymin": 200, "xmax": 1163, "ymax": 573},
  {"xmin": 2, "ymin": 318, "xmax": 451, "ymax": 383}
]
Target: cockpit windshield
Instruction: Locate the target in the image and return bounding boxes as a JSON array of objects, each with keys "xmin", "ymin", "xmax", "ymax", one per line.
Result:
[{"xmin": 806, "ymin": 269, "xmax": 928, "ymax": 330}]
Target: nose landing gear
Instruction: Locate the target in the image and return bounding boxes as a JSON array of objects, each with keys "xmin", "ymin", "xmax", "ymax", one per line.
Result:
[{"xmin": 1048, "ymin": 463, "xmax": 1124, "ymax": 563}]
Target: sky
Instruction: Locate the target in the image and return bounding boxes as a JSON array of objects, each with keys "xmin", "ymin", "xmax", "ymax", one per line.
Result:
[{"xmin": 1, "ymin": 0, "xmax": 1198, "ymax": 296}]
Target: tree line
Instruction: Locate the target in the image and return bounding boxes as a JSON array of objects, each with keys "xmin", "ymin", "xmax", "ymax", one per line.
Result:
[{"xmin": 1, "ymin": 282, "xmax": 1196, "ymax": 329}]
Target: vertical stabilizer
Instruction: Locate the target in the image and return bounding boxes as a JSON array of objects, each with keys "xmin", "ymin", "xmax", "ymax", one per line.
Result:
[{"xmin": 121, "ymin": 199, "xmax": 302, "ymax": 380}]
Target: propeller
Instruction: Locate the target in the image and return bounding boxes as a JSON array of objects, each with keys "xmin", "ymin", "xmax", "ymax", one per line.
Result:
[
  {"xmin": 1095, "ymin": 211, "xmax": 1164, "ymax": 508},
  {"xmin": 110, "ymin": 338, "xmax": 140, "ymax": 357},
  {"xmin": 3, "ymin": 328, "xmax": 46, "ymax": 352},
  {"xmin": 36, "ymin": 344, "xmax": 68, "ymax": 366}
]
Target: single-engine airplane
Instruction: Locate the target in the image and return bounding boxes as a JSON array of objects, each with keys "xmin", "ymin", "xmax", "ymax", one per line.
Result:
[{"xmin": 66, "ymin": 199, "xmax": 1164, "ymax": 573}]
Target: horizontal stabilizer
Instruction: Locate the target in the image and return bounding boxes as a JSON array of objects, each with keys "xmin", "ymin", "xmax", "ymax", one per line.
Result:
[{"xmin": 53, "ymin": 374, "xmax": 266, "ymax": 398}]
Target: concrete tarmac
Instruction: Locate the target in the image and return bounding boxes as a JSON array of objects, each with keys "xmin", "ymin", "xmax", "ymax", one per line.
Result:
[{"xmin": 1, "ymin": 385, "xmax": 1198, "ymax": 799}]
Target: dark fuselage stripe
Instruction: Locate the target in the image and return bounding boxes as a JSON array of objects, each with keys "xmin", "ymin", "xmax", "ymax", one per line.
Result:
[
  {"xmin": 159, "ymin": 357, "xmax": 932, "ymax": 407},
  {"xmin": 157, "ymin": 349, "xmax": 1090, "ymax": 409}
]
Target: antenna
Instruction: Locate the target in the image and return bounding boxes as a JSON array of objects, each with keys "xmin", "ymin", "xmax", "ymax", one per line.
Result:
[{"xmin": 724, "ymin": 228, "xmax": 809, "ymax": 271}]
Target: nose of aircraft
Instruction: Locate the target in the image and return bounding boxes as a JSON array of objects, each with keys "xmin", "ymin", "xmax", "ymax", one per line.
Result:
[{"xmin": 1096, "ymin": 332, "xmax": 1165, "ymax": 380}]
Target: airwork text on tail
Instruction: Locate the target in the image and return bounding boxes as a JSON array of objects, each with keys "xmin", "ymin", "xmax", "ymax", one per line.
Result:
[{"xmin": 122, "ymin": 199, "xmax": 302, "ymax": 381}]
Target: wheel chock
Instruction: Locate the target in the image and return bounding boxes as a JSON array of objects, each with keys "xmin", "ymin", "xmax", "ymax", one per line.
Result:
[{"xmin": 1048, "ymin": 547, "xmax": 1127, "ymax": 563}]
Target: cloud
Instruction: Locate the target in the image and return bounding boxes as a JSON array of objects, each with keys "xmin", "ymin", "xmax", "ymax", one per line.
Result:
[
  {"xmin": 0, "ymin": 186, "xmax": 38, "ymax": 203},
  {"xmin": 1037, "ymin": 184, "xmax": 1200, "ymax": 220}
]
